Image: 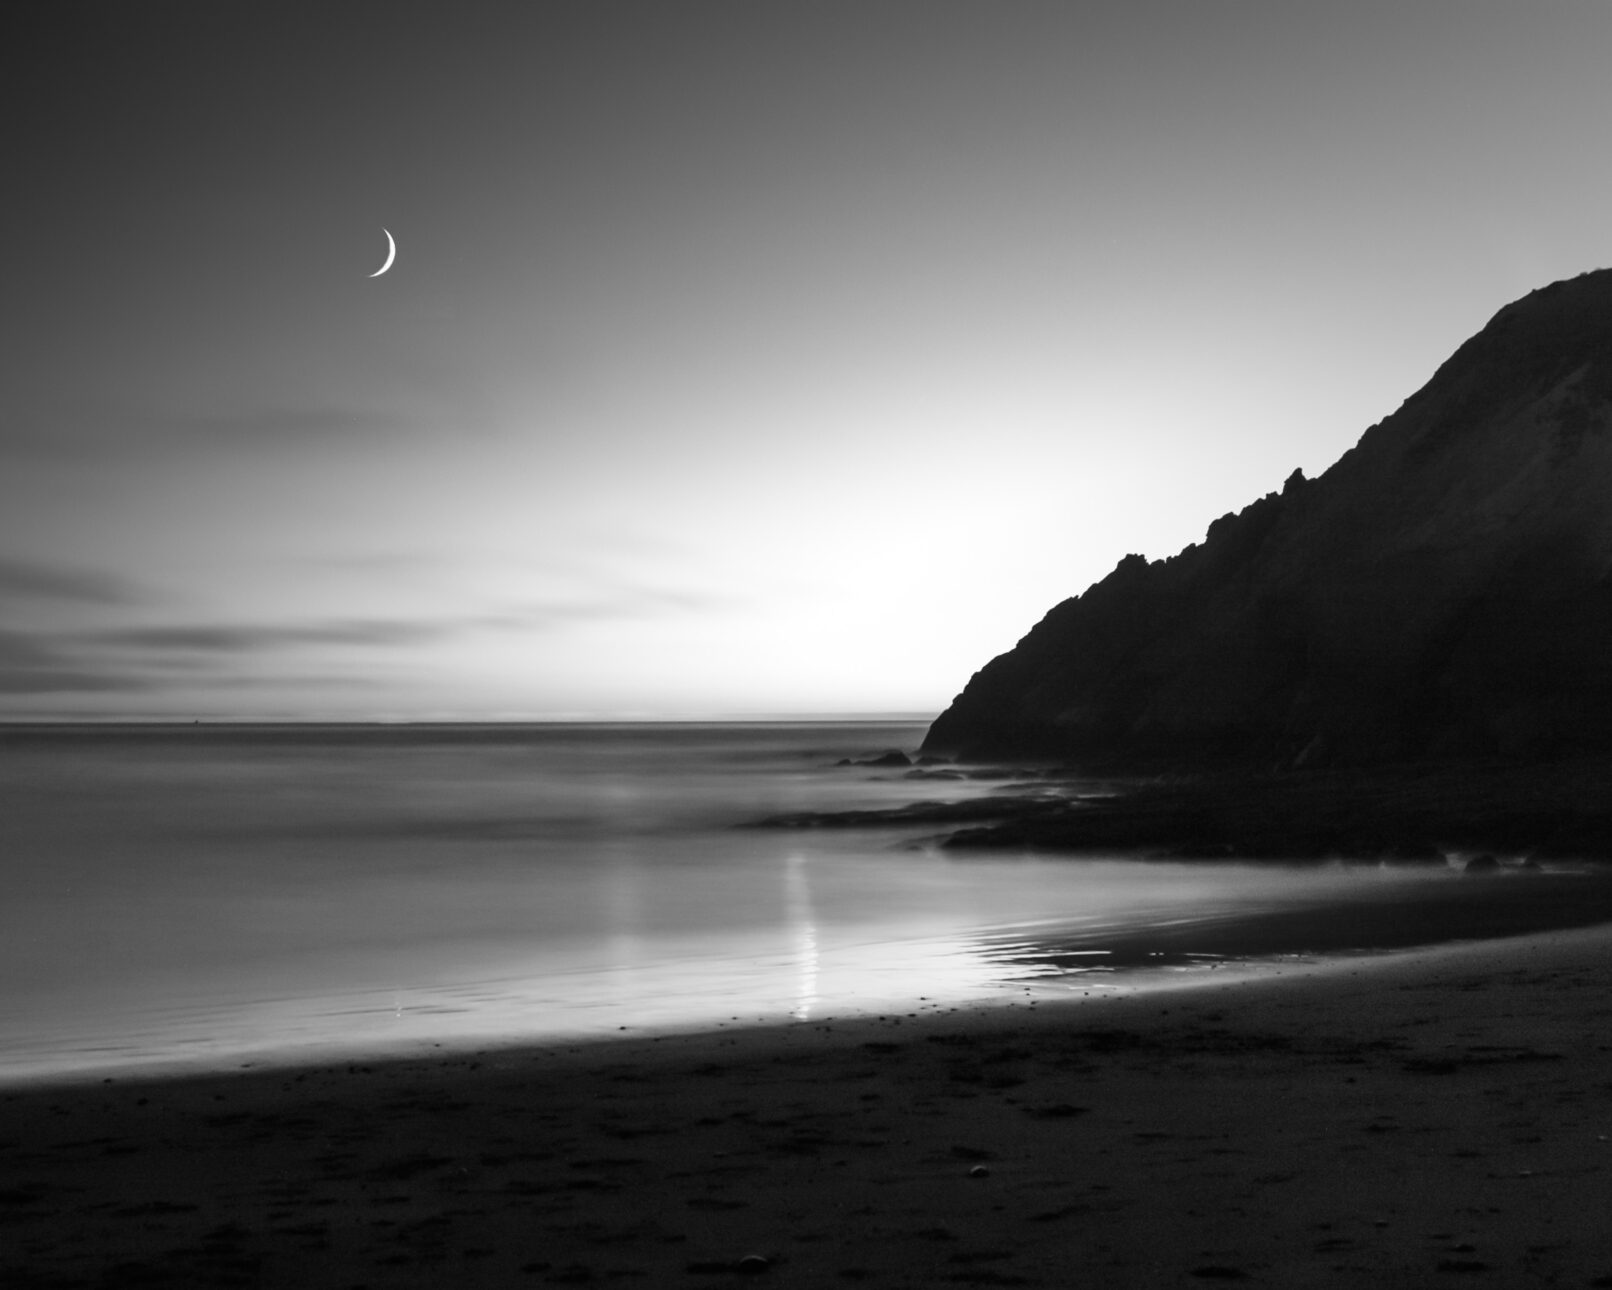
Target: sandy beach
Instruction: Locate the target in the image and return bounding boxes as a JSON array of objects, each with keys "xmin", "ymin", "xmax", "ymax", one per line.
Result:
[{"xmin": 6, "ymin": 928, "xmax": 1612, "ymax": 1289}]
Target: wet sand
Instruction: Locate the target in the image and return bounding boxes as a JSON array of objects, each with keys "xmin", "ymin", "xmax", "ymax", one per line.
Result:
[{"xmin": 6, "ymin": 928, "xmax": 1612, "ymax": 1288}]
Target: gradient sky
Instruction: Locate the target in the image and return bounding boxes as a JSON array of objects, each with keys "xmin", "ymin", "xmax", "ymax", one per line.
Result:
[{"xmin": 6, "ymin": 1, "xmax": 1612, "ymax": 720}]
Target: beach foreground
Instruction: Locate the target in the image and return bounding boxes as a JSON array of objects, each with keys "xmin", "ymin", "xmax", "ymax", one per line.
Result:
[{"xmin": 7, "ymin": 931, "xmax": 1612, "ymax": 1288}]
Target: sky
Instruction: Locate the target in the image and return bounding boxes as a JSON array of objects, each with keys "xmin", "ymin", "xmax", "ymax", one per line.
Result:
[{"xmin": 5, "ymin": 1, "xmax": 1612, "ymax": 721}]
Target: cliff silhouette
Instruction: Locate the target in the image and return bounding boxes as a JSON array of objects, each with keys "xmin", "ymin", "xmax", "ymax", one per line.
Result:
[{"xmin": 926, "ymin": 269, "xmax": 1612, "ymax": 769}]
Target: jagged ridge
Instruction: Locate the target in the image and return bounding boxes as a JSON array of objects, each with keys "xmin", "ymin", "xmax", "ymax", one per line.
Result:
[{"xmin": 925, "ymin": 269, "xmax": 1612, "ymax": 767}]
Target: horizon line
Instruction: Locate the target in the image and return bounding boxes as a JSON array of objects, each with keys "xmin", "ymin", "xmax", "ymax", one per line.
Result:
[{"xmin": 0, "ymin": 712, "xmax": 940, "ymax": 728}]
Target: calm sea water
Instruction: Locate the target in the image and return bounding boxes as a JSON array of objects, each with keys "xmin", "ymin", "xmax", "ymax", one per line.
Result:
[{"xmin": 3, "ymin": 721, "xmax": 1609, "ymax": 1083}]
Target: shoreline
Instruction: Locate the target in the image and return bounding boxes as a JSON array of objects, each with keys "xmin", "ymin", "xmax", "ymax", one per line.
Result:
[
  {"xmin": 8, "ymin": 925, "xmax": 1612, "ymax": 1287},
  {"xmin": 13, "ymin": 860, "xmax": 1612, "ymax": 1092}
]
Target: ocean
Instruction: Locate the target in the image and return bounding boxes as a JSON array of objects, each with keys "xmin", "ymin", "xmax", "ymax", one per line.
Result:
[{"xmin": 3, "ymin": 721, "xmax": 1609, "ymax": 1083}]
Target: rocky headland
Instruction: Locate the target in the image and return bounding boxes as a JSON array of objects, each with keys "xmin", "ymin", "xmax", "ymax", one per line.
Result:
[
  {"xmin": 927, "ymin": 269, "xmax": 1612, "ymax": 770},
  {"xmin": 837, "ymin": 271, "xmax": 1612, "ymax": 858}
]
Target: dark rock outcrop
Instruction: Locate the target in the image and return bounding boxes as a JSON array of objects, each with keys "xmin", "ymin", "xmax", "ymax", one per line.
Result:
[
  {"xmin": 925, "ymin": 269, "xmax": 1612, "ymax": 768},
  {"xmin": 836, "ymin": 750, "xmax": 913, "ymax": 768}
]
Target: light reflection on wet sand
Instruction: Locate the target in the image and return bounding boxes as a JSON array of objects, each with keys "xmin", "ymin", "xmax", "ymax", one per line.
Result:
[{"xmin": 9, "ymin": 857, "xmax": 1608, "ymax": 1084}]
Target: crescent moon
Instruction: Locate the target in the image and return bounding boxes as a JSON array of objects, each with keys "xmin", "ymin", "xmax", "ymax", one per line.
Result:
[{"xmin": 369, "ymin": 228, "xmax": 396, "ymax": 278}]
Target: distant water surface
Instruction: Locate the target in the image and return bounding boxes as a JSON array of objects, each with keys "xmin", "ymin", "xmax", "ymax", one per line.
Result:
[{"xmin": 2, "ymin": 722, "xmax": 1609, "ymax": 1082}]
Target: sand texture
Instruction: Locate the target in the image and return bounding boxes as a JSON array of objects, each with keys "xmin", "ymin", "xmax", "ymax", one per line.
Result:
[{"xmin": 6, "ymin": 929, "xmax": 1612, "ymax": 1287}]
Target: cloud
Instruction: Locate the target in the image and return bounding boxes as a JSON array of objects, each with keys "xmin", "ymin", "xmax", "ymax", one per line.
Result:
[
  {"xmin": 96, "ymin": 619, "xmax": 459, "ymax": 653},
  {"xmin": 494, "ymin": 585, "xmax": 749, "ymax": 630},
  {"xmin": 0, "ymin": 617, "xmax": 452, "ymax": 698},
  {"xmin": 0, "ymin": 669, "xmax": 147, "ymax": 695},
  {"xmin": 0, "ymin": 558, "xmax": 143, "ymax": 606},
  {"xmin": 0, "ymin": 628, "xmax": 149, "ymax": 694},
  {"xmin": 0, "ymin": 585, "xmax": 748, "ymax": 704},
  {"xmin": 98, "ymin": 591, "xmax": 743, "ymax": 655}
]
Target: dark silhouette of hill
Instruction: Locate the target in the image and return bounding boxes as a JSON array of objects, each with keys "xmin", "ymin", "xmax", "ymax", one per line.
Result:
[{"xmin": 925, "ymin": 269, "xmax": 1612, "ymax": 771}]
